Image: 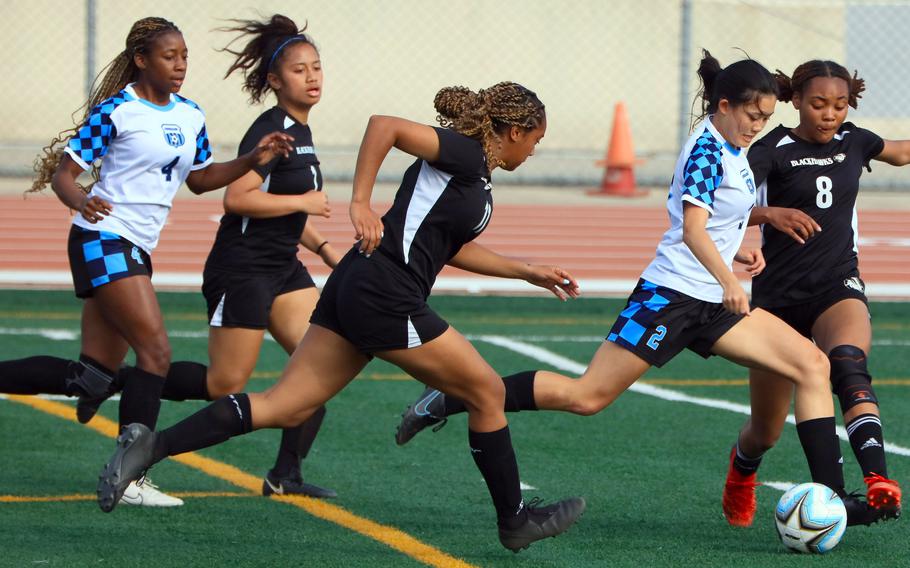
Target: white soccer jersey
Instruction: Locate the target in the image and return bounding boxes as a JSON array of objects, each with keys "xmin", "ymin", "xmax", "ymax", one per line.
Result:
[
  {"xmin": 65, "ymin": 84, "xmax": 213, "ymax": 253},
  {"xmin": 640, "ymin": 118, "xmax": 756, "ymax": 302}
]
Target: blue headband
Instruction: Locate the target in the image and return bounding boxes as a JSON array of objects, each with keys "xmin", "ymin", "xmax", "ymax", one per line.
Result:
[{"xmin": 268, "ymin": 35, "xmax": 308, "ymax": 69}]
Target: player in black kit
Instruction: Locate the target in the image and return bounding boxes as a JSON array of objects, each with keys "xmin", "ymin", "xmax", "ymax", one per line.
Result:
[
  {"xmin": 78, "ymin": 15, "xmax": 339, "ymax": 498},
  {"xmin": 722, "ymin": 59, "xmax": 905, "ymax": 527},
  {"xmin": 96, "ymin": 81, "xmax": 586, "ymax": 552}
]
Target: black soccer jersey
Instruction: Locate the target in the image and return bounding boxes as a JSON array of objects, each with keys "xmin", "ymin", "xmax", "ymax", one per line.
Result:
[
  {"xmin": 206, "ymin": 107, "xmax": 321, "ymax": 272},
  {"xmin": 376, "ymin": 127, "xmax": 493, "ymax": 297},
  {"xmin": 748, "ymin": 122, "xmax": 884, "ymax": 307}
]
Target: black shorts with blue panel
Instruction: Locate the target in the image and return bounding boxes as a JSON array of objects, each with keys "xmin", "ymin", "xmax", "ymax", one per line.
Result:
[
  {"xmin": 67, "ymin": 225, "xmax": 152, "ymax": 298},
  {"xmin": 607, "ymin": 279, "xmax": 743, "ymax": 367}
]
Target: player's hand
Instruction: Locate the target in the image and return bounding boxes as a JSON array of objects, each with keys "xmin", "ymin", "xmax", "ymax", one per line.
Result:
[
  {"xmin": 720, "ymin": 278, "xmax": 751, "ymax": 316},
  {"xmin": 766, "ymin": 206, "xmax": 820, "ymax": 245},
  {"xmin": 249, "ymin": 131, "xmax": 295, "ymax": 166},
  {"xmin": 79, "ymin": 195, "xmax": 112, "ymax": 224},
  {"xmin": 350, "ymin": 201, "xmax": 383, "ymax": 256},
  {"xmin": 734, "ymin": 247, "xmax": 765, "ymax": 276},
  {"xmin": 301, "ymin": 191, "xmax": 330, "ymax": 217},
  {"xmin": 524, "ymin": 264, "xmax": 580, "ymax": 301}
]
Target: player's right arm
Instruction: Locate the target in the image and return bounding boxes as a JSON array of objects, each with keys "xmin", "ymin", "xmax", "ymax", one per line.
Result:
[
  {"xmin": 51, "ymin": 153, "xmax": 112, "ymax": 224},
  {"xmin": 682, "ymin": 203, "xmax": 750, "ymax": 315}
]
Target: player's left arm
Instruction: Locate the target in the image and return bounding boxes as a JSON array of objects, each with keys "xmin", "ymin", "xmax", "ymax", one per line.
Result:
[
  {"xmin": 448, "ymin": 241, "xmax": 579, "ymax": 300},
  {"xmin": 874, "ymin": 140, "xmax": 910, "ymax": 166},
  {"xmin": 185, "ymin": 131, "xmax": 294, "ymax": 194}
]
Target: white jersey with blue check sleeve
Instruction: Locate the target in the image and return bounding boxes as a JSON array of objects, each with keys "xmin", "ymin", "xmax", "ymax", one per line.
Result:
[
  {"xmin": 64, "ymin": 83, "xmax": 213, "ymax": 253},
  {"xmin": 641, "ymin": 118, "xmax": 756, "ymax": 302}
]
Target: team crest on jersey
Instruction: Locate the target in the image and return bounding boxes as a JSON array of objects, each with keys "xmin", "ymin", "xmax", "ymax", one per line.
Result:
[
  {"xmin": 844, "ymin": 276, "xmax": 865, "ymax": 293},
  {"xmin": 833, "ymin": 153, "xmax": 846, "ymax": 163},
  {"xmin": 161, "ymin": 124, "xmax": 185, "ymax": 148},
  {"xmin": 740, "ymin": 169, "xmax": 755, "ymax": 194}
]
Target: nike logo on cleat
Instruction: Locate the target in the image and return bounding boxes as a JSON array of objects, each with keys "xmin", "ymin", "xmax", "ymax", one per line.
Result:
[
  {"xmin": 414, "ymin": 391, "xmax": 441, "ymax": 417},
  {"xmin": 265, "ymin": 479, "xmax": 284, "ymax": 495}
]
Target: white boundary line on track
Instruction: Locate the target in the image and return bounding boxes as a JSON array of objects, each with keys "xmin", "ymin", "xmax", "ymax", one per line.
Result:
[
  {"xmin": 3, "ymin": 270, "xmax": 910, "ymax": 298},
  {"xmin": 475, "ymin": 335, "xmax": 910, "ymax": 458}
]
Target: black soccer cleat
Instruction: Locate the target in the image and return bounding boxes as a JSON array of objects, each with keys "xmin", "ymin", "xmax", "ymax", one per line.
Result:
[
  {"xmin": 395, "ymin": 386, "xmax": 448, "ymax": 446},
  {"xmin": 262, "ymin": 468, "xmax": 338, "ymax": 499},
  {"xmin": 843, "ymin": 493, "xmax": 889, "ymax": 526},
  {"xmin": 97, "ymin": 423, "xmax": 157, "ymax": 513},
  {"xmin": 498, "ymin": 497, "xmax": 586, "ymax": 553}
]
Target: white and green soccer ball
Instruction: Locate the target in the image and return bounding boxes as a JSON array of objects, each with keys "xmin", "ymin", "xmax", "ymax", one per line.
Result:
[{"xmin": 774, "ymin": 482, "xmax": 847, "ymax": 554}]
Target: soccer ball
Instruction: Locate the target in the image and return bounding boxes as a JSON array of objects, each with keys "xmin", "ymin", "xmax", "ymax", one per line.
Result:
[{"xmin": 774, "ymin": 482, "xmax": 847, "ymax": 554}]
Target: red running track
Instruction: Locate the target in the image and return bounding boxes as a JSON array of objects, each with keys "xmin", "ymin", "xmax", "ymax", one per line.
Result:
[{"xmin": 1, "ymin": 195, "xmax": 909, "ymax": 297}]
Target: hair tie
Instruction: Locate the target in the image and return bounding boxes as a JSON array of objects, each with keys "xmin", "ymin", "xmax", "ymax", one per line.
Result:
[{"xmin": 268, "ymin": 35, "xmax": 307, "ymax": 69}]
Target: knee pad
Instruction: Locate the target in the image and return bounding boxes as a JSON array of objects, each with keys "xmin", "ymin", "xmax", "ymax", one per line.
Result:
[
  {"xmin": 829, "ymin": 345, "xmax": 877, "ymax": 412},
  {"xmin": 64, "ymin": 355, "xmax": 116, "ymax": 399}
]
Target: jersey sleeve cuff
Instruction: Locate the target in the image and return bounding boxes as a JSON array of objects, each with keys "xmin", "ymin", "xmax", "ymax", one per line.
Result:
[
  {"xmin": 681, "ymin": 193, "xmax": 714, "ymax": 215},
  {"xmin": 190, "ymin": 156, "xmax": 214, "ymax": 172},
  {"xmin": 63, "ymin": 146, "xmax": 92, "ymax": 171}
]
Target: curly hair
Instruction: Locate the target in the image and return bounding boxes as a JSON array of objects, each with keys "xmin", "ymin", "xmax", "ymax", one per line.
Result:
[
  {"xmin": 434, "ymin": 82, "xmax": 545, "ymax": 170},
  {"xmin": 30, "ymin": 17, "xmax": 181, "ymax": 195},
  {"xmin": 217, "ymin": 14, "xmax": 315, "ymax": 104},
  {"xmin": 774, "ymin": 60, "xmax": 865, "ymax": 109}
]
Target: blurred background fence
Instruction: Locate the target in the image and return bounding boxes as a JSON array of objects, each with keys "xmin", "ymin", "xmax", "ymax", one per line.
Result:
[{"xmin": 4, "ymin": 0, "xmax": 910, "ymax": 188}]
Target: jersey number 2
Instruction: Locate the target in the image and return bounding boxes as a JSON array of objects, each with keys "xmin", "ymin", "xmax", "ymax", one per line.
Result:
[
  {"xmin": 161, "ymin": 156, "xmax": 180, "ymax": 181},
  {"xmin": 647, "ymin": 325, "xmax": 667, "ymax": 350},
  {"xmin": 816, "ymin": 176, "xmax": 833, "ymax": 209}
]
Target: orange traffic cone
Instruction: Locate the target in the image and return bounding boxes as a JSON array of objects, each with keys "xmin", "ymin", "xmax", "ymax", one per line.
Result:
[{"xmin": 589, "ymin": 102, "xmax": 645, "ymax": 197}]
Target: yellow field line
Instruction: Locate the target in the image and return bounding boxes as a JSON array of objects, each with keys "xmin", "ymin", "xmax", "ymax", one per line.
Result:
[
  {"xmin": 639, "ymin": 378, "xmax": 910, "ymax": 386},
  {"xmin": 0, "ymin": 491, "xmax": 252, "ymax": 503},
  {"xmin": 7, "ymin": 395, "xmax": 477, "ymax": 568}
]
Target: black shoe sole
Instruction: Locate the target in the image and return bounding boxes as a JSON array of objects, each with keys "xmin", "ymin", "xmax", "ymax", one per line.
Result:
[
  {"xmin": 500, "ymin": 497, "xmax": 587, "ymax": 553},
  {"xmin": 97, "ymin": 424, "xmax": 153, "ymax": 513}
]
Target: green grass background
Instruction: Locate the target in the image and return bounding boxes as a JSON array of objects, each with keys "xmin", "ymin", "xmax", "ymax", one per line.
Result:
[{"xmin": 1, "ymin": 290, "xmax": 908, "ymax": 567}]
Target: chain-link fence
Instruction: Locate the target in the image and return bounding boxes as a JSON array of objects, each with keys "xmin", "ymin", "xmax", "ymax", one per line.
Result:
[{"xmin": 4, "ymin": 0, "xmax": 910, "ymax": 188}]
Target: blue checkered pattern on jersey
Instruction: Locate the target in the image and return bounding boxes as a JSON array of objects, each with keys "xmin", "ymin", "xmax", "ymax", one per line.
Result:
[
  {"xmin": 682, "ymin": 130, "xmax": 724, "ymax": 208},
  {"xmin": 67, "ymin": 90, "xmax": 133, "ymax": 165},
  {"xmin": 194, "ymin": 125, "xmax": 212, "ymax": 165},
  {"xmin": 175, "ymin": 94, "xmax": 201, "ymax": 110},
  {"xmin": 607, "ymin": 280, "xmax": 674, "ymax": 347},
  {"xmin": 81, "ymin": 230, "xmax": 129, "ymax": 288}
]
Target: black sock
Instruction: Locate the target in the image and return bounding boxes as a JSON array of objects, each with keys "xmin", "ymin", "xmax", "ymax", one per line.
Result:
[
  {"xmin": 469, "ymin": 426, "xmax": 525, "ymax": 526},
  {"xmin": 0, "ymin": 356, "xmax": 72, "ymax": 395},
  {"xmin": 159, "ymin": 361, "xmax": 210, "ymax": 401},
  {"xmin": 732, "ymin": 441, "xmax": 764, "ymax": 476},
  {"xmin": 796, "ymin": 417, "xmax": 846, "ymax": 495},
  {"xmin": 503, "ymin": 371, "xmax": 538, "ymax": 412},
  {"xmin": 152, "ymin": 393, "xmax": 253, "ymax": 464},
  {"xmin": 846, "ymin": 413, "xmax": 888, "ymax": 478},
  {"xmin": 272, "ymin": 405, "xmax": 326, "ymax": 476},
  {"xmin": 443, "ymin": 371, "xmax": 538, "ymax": 416},
  {"xmin": 118, "ymin": 366, "xmax": 165, "ymax": 430}
]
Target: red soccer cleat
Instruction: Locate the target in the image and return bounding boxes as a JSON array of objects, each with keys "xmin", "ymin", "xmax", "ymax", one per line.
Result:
[
  {"xmin": 865, "ymin": 473, "xmax": 902, "ymax": 520},
  {"xmin": 723, "ymin": 447, "xmax": 759, "ymax": 527}
]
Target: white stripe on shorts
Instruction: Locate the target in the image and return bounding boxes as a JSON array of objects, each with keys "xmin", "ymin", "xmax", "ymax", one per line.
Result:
[
  {"xmin": 210, "ymin": 293, "xmax": 226, "ymax": 327},
  {"xmin": 407, "ymin": 316, "xmax": 422, "ymax": 348}
]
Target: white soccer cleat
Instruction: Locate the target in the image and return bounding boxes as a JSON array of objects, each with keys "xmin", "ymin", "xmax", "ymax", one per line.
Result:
[{"xmin": 119, "ymin": 478, "xmax": 184, "ymax": 507}]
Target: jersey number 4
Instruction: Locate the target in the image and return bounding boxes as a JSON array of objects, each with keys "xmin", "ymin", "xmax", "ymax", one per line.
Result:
[
  {"xmin": 816, "ymin": 175, "xmax": 833, "ymax": 209},
  {"xmin": 161, "ymin": 156, "xmax": 180, "ymax": 181}
]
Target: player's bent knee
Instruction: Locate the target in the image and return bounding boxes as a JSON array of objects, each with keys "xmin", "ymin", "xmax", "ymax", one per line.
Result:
[{"xmin": 829, "ymin": 344, "xmax": 878, "ymax": 413}]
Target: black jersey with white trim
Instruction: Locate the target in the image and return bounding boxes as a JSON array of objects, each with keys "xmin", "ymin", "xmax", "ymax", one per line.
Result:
[
  {"xmin": 376, "ymin": 127, "xmax": 493, "ymax": 297},
  {"xmin": 206, "ymin": 107, "xmax": 321, "ymax": 273},
  {"xmin": 749, "ymin": 123, "xmax": 883, "ymax": 307}
]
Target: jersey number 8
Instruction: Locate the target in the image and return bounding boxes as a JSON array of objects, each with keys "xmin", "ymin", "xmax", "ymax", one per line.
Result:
[{"xmin": 816, "ymin": 176, "xmax": 833, "ymax": 209}]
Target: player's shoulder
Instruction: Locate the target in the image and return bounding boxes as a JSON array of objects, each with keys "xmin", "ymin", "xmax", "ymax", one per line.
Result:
[
  {"xmin": 752, "ymin": 125, "xmax": 792, "ymax": 150},
  {"xmin": 87, "ymin": 88, "xmax": 134, "ymax": 117},
  {"xmin": 173, "ymin": 93, "xmax": 206, "ymax": 116}
]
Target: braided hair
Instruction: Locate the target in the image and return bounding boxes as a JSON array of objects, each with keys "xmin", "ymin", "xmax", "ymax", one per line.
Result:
[
  {"xmin": 218, "ymin": 14, "xmax": 315, "ymax": 104},
  {"xmin": 31, "ymin": 17, "xmax": 181, "ymax": 194},
  {"xmin": 434, "ymin": 82, "xmax": 545, "ymax": 170},
  {"xmin": 774, "ymin": 60, "xmax": 865, "ymax": 109}
]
